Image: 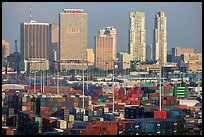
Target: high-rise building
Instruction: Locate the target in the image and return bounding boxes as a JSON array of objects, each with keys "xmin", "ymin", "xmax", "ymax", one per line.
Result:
[
  {"xmin": 95, "ymin": 26, "xmax": 117, "ymax": 71},
  {"xmin": 2, "ymin": 40, "xmax": 10, "ymax": 58},
  {"xmin": 59, "ymin": 9, "xmax": 87, "ymax": 70},
  {"xmin": 146, "ymin": 44, "xmax": 153, "ymax": 63},
  {"xmin": 86, "ymin": 49, "xmax": 95, "ymax": 66},
  {"xmin": 49, "ymin": 23, "xmax": 59, "ymax": 69},
  {"xmin": 153, "ymin": 11, "xmax": 167, "ymax": 65},
  {"xmin": 118, "ymin": 51, "xmax": 131, "ymax": 72},
  {"xmin": 20, "ymin": 20, "xmax": 49, "ymax": 71},
  {"xmin": 129, "ymin": 11, "xmax": 146, "ymax": 62}
]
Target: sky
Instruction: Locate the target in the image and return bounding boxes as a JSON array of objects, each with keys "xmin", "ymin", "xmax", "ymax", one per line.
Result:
[{"xmin": 2, "ymin": 2, "xmax": 202, "ymax": 54}]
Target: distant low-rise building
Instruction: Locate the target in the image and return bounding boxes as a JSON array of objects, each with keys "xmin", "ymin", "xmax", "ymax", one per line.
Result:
[
  {"xmin": 181, "ymin": 53, "xmax": 202, "ymax": 72},
  {"xmin": 86, "ymin": 49, "xmax": 95, "ymax": 66},
  {"xmin": 118, "ymin": 51, "xmax": 131, "ymax": 72},
  {"xmin": 2, "ymin": 40, "xmax": 10, "ymax": 58},
  {"xmin": 171, "ymin": 47, "xmax": 194, "ymax": 65}
]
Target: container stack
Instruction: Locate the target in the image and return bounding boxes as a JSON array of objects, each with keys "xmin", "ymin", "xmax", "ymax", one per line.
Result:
[
  {"xmin": 2, "ymin": 126, "xmax": 16, "ymax": 135},
  {"xmin": 125, "ymin": 106, "xmax": 145, "ymax": 119},
  {"xmin": 42, "ymin": 117, "xmax": 57, "ymax": 132}
]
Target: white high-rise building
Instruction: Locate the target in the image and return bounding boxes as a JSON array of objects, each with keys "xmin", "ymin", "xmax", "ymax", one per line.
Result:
[
  {"xmin": 153, "ymin": 11, "xmax": 167, "ymax": 64},
  {"xmin": 129, "ymin": 11, "xmax": 146, "ymax": 62}
]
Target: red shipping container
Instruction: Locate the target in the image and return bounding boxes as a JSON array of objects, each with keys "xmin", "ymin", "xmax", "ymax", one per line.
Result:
[
  {"xmin": 176, "ymin": 105, "xmax": 187, "ymax": 109},
  {"xmin": 152, "ymin": 93, "xmax": 160, "ymax": 97},
  {"xmin": 154, "ymin": 111, "xmax": 167, "ymax": 119}
]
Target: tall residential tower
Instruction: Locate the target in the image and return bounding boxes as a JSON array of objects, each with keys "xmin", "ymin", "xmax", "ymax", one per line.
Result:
[
  {"xmin": 95, "ymin": 26, "xmax": 117, "ymax": 70},
  {"xmin": 129, "ymin": 11, "xmax": 146, "ymax": 62},
  {"xmin": 153, "ymin": 11, "xmax": 167, "ymax": 64}
]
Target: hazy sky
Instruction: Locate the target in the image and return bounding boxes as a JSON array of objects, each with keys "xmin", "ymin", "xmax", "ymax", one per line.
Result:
[{"xmin": 2, "ymin": 2, "xmax": 202, "ymax": 54}]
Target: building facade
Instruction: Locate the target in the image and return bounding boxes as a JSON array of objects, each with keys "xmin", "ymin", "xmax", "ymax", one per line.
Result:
[
  {"xmin": 118, "ymin": 51, "xmax": 131, "ymax": 72},
  {"xmin": 20, "ymin": 20, "xmax": 49, "ymax": 71},
  {"xmin": 49, "ymin": 23, "xmax": 59, "ymax": 70},
  {"xmin": 95, "ymin": 26, "xmax": 117, "ymax": 71},
  {"xmin": 182, "ymin": 53, "xmax": 202, "ymax": 64},
  {"xmin": 86, "ymin": 49, "xmax": 95, "ymax": 66},
  {"xmin": 153, "ymin": 11, "xmax": 167, "ymax": 65},
  {"xmin": 171, "ymin": 47, "xmax": 194, "ymax": 64},
  {"xmin": 181, "ymin": 52, "xmax": 202, "ymax": 72},
  {"xmin": 59, "ymin": 9, "xmax": 87, "ymax": 70},
  {"xmin": 2, "ymin": 40, "xmax": 10, "ymax": 58},
  {"xmin": 129, "ymin": 11, "xmax": 146, "ymax": 62},
  {"xmin": 146, "ymin": 44, "xmax": 153, "ymax": 63}
]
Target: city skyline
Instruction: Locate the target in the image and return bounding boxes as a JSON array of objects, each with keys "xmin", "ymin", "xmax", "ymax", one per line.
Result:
[{"xmin": 2, "ymin": 2, "xmax": 202, "ymax": 54}]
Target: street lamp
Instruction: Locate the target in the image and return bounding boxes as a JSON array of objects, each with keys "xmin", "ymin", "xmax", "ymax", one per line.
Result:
[
  {"xmin": 156, "ymin": 59, "xmax": 162, "ymax": 111},
  {"xmin": 54, "ymin": 60, "xmax": 61, "ymax": 94}
]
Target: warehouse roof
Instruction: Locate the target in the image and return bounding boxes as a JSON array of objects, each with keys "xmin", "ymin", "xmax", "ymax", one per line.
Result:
[
  {"xmin": 2, "ymin": 84, "xmax": 25, "ymax": 90},
  {"xmin": 177, "ymin": 99, "xmax": 199, "ymax": 107}
]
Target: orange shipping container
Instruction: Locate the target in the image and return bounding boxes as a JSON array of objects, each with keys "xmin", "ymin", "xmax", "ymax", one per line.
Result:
[{"xmin": 154, "ymin": 111, "xmax": 167, "ymax": 119}]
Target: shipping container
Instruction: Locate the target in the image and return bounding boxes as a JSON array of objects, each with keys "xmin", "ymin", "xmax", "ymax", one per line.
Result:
[{"xmin": 154, "ymin": 111, "xmax": 167, "ymax": 119}]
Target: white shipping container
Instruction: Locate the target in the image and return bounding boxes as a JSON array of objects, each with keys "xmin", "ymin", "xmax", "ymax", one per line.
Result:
[
  {"xmin": 54, "ymin": 128, "xmax": 64, "ymax": 132},
  {"xmin": 94, "ymin": 111, "xmax": 97, "ymax": 116},
  {"xmin": 22, "ymin": 106, "xmax": 27, "ymax": 111},
  {"xmin": 83, "ymin": 115, "xmax": 88, "ymax": 121},
  {"xmin": 57, "ymin": 120, "xmax": 67, "ymax": 129},
  {"xmin": 100, "ymin": 118, "xmax": 104, "ymax": 121},
  {"xmin": 104, "ymin": 107, "xmax": 109, "ymax": 113},
  {"xmin": 68, "ymin": 114, "xmax": 74, "ymax": 122},
  {"xmin": 67, "ymin": 122, "xmax": 74, "ymax": 129}
]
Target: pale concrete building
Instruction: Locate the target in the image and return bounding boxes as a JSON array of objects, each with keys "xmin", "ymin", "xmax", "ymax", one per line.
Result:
[
  {"xmin": 20, "ymin": 20, "xmax": 49, "ymax": 71},
  {"xmin": 95, "ymin": 26, "xmax": 117, "ymax": 70},
  {"xmin": 182, "ymin": 53, "xmax": 202, "ymax": 64},
  {"xmin": 2, "ymin": 40, "xmax": 10, "ymax": 58},
  {"xmin": 86, "ymin": 49, "xmax": 95, "ymax": 66},
  {"xmin": 118, "ymin": 51, "xmax": 131, "ymax": 71},
  {"xmin": 172, "ymin": 47, "xmax": 194, "ymax": 57},
  {"xmin": 180, "ymin": 53, "xmax": 202, "ymax": 72},
  {"xmin": 129, "ymin": 11, "xmax": 146, "ymax": 62},
  {"xmin": 183, "ymin": 62, "xmax": 202, "ymax": 72},
  {"xmin": 153, "ymin": 11, "xmax": 167, "ymax": 65},
  {"xmin": 171, "ymin": 47, "xmax": 194, "ymax": 64},
  {"xmin": 59, "ymin": 9, "xmax": 87, "ymax": 70}
]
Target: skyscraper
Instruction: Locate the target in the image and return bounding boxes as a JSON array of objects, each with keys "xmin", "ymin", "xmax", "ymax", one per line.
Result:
[
  {"xmin": 129, "ymin": 11, "xmax": 146, "ymax": 62},
  {"xmin": 20, "ymin": 20, "xmax": 49, "ymax": 71},
  {"xmin": 153, "ymin": 11, "xmax": 167, "ymax": 64},
  {"xmin": 2, "ymin": 40, "xmax": 10, "ymax": 58},
  {"xmin": 59, "ymin": 9, "xmax": 87, "ymax": 70},
  {"xmin": 95, "ymin": 26, "xmax": 117, "ymax": 70}
]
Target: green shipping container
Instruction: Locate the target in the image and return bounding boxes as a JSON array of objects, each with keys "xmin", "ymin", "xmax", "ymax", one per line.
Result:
[
  {"xmin": 151, "ymin": 97, "xmax": 158, "ymax": 100},
  {"xmin": 144, "ymin": 102, "xmax": 151, "ymax": 106},
  {"xmin": 98, "ymin": 98, "xmax": 104, "ymax": 102},
  {"xmin": 138, "ymin": 97, "xmax": 142, "ymax": 100},
  {"xmin": 142, "ymin": 97, "xmax": 148, "ymax": 100}
]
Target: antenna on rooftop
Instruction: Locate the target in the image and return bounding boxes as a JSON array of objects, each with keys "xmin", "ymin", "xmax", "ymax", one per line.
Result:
[{"xmin": 29, "ymin": 2, "xmax": 32, "ymax": 22}]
